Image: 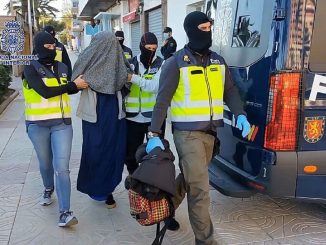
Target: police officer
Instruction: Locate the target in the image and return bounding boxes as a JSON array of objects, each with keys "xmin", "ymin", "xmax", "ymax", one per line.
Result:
[
  {"xmin": 146, "ymin": 12, "xmax": 251, "ymax": 244},
  {"xmin": 23, "ymin": 31, "xmax": 88, "ymax": 227},
  {"xmin": 115, "ymin": 30, "xmax": 133, "ymax": 59},
  {"xmin": 125, "ymin": 32, "xmax": 164, "ymax": 175},
  {"xmin": 161, "ymin": 26, "xmax": 177, "ymax": 60},
  {"xmin": 44, "ymin": 25, "xmax": 72, "ymax": 80}
]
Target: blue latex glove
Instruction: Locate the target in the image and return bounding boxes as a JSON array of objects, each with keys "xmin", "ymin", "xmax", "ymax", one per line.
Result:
[
  {"xmin": 236, "ymin": 114, "xmax": 251, "ymax": 138},
  {"xmin": 146, "ymin": 137, "xmax": 165, "ymax": 153}
]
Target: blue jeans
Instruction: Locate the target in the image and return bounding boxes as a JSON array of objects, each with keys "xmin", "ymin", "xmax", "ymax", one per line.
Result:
[{"xmin": 27, "ymin": 123, "xmax": 73, "ymax": 212}]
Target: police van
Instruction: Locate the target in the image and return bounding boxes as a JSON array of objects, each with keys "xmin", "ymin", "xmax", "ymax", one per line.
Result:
[{"xmin": 205, "ymin": 0, "xmax": 326, "ymax": 201}]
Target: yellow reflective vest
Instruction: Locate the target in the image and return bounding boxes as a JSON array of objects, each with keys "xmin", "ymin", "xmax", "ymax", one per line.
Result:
[
  {"xmin": 54, "ymin": 42, "xmax": 64, "ymax": 62},
  {"xmin": 22, "ymin": 61, "xmax": 72, "ymax": 122},
  {"xmin": 125, "ymin": 56, "xmax": 163, "ymax": 118},
  {"xmin": 170, "ymin": 50, "xmax": 225, "ymax": 122}
]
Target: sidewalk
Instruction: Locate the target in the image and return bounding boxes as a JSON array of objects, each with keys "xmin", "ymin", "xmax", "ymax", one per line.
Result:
[{"xmin": 2, "ymin": 52, "xmax": 326, "ymax": 245}]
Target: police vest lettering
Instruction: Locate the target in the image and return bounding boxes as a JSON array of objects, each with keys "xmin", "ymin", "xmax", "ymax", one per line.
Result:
[
  {"xmin": 125, "ymin": 57, "xmax": 163, "ymax": 118},
  {"xmin": 170, "ymin": 49, "xmax": 225, "ymax": 122},
  {"xmin": 22, "ymin": 61, "xmax": 72, "ymax": 122}
]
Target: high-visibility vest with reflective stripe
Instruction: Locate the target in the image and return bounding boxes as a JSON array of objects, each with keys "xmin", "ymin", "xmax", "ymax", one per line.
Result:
[
  {"xmin": 55, "ymin": 42, "xmax": 64, "ymax": 62},
  {"xmin": 124, "ymin": 52, "xmax": 132, "ymax": 60},
  {"xmin": 22, "ymin": 61, "xmax": 71, "ymax": 122},
  {"xmin": 171, "ymin": 49, "xmax": 225, "ymax": 122},
  {"xmin": 125, "ymin": 56, "xmax": 163, "ymax": 118}
]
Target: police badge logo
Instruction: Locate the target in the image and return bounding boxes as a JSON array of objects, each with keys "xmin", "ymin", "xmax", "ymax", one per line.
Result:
[
  {"xmin": 303, "ymin": 116, "xmax": 325, "ymax": 143},
  {"xmin": 0, "ymin": 20, "xmax": 24, "ymax": 54},
  {"xmin": 183, "ymin": 55, "xmax": 190, "ymax": 63}
]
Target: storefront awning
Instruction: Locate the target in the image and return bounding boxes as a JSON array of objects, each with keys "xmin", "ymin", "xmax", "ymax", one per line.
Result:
[
  {"xmin": 122, "ymin": 11, "xmax": 137, "ymax": 23},
  {"xmin": 79, "ymin": 0, "xmax": 116, "ymax": 17}
]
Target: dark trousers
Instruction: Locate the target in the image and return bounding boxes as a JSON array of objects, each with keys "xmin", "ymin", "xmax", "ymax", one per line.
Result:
[{"xmin": 125, "ymin": 120, "xmax": 166, "ymax": 174}]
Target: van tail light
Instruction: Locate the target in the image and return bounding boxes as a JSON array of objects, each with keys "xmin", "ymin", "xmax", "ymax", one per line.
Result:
[{"xmin": 264, "ymin": 72, "xmax": 301, "ymax": 151}]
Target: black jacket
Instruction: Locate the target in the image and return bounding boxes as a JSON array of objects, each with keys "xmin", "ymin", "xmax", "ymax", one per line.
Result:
[
  {"xmin": 160, "ymin": 37, "xmax": 177, "ymax": 60},
  {"xmin": 132, "ymin": 139, "xmax": 176, "ymax": 196}
]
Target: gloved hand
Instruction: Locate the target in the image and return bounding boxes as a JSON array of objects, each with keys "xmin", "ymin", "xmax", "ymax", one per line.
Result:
[
  {"xmin": 146, "ymin": 137, "xmax": 165, "ymax": 153},
  {"xmin": 236, "ymin": 114, "xmax": 251, "ymax": 138}
]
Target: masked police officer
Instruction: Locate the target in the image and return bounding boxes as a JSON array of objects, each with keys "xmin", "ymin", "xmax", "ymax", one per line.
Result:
[
  {"xmin": 125, "ymin": 32, "xmax": 165, "ymax": 175},
  {"xmin": 115, "ymin": 30, "xmax": 133, "ymax": 59},
  {"xmin": 44, "ymin": 26, "xmax": 72, "ymax": 81},
  {"xmin": 146, "ymin": 11, "xmax": 251, "ymax": 244}
]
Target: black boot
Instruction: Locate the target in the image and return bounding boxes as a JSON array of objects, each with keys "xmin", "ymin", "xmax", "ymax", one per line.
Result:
[{"xmin": 164, "ymin": 217, "xmax": 180, "ymax": 231}]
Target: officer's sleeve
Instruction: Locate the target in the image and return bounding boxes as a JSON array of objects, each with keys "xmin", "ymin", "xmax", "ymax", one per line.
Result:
[
  {"xmin": 166, "ymin": 39, "xmax": 177, "ymax": 55},
  {"xmin": 128, "ymin": 47, "xmax": 133, "ymax": 58},
  {"xmin": 24, "ymin": 65, "xmax": 77, "ymax": 99},
  {"xmin": 61, "ymin": 45, "xmax": 72, "ymax": 80},
  {"xmin": 149, "ymin": 57, "xmax": 180, "ymax": 134},
  {"xmin": 160, "ymin": 43, "xmax": 168, "ymax": 58},
  {"xmin": 131, "ymin": 65, "xmax": 162, "ymax": 93},
  {"xmin": 223, "ymin": 62, "xmax": 246, "ymax": 118}
]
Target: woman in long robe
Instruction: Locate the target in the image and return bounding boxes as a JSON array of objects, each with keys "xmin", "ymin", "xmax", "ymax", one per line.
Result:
[{"xmin": 72, "ymin": 31, "xmax": 131, "ymax": 208}]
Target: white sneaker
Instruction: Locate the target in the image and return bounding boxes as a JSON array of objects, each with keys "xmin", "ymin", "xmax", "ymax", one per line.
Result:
[
  {"xmin": 58, "ymin": 211, "xmax": 78, "ymax": 227},
  {"xmin": 39, "ymin": 188, "xmax": 54, "ymax": 206}
]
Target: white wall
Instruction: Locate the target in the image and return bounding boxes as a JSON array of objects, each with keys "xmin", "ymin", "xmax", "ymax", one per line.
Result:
[
  {"xmin": 144, "ymin": 0, "xmax": 161, "ymax": 11},
  {"xmin": 167, "ymin": 0, "xmax": 205, "ymax": 50}
]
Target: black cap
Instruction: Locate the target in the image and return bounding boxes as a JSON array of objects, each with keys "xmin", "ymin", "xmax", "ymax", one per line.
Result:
[
  {"xmin": 163, "ymin": 27, "xmax": 172, "ymax": 33},
  {"xmin": 115, "ymin": 30, "xmax": 124, "ymax": 38}
]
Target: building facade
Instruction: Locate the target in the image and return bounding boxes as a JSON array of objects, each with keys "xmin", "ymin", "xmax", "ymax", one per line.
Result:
[{"xmin": 76, "ymin": 0, "xmax": 208, "ymax": 55}]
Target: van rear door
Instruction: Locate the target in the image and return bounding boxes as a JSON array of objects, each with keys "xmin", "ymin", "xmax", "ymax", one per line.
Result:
[
  {"xmin": 206, "ymin": 0, "xmax": 274, "ymax": 177},
  {"xmin": 296, "ymin": 0, "xmax": 326, "ymax": 199}
]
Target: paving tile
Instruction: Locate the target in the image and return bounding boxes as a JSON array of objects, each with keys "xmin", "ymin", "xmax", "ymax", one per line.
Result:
[
  {"xmin": 232, "ymin": 198, "xmax": 307, "ymax": 220},
  {"xmin": 0, "ymin": 212, "xmax": 16, "ymax": 245},
  {"xmin": 0, "ymin": 128, "xmax": 14, "ymax": 154},
  {"xmin": 0, "ymin": 121, "xmax": 17, "ymax": 128},
  {"xmin": 9, "ymin": 205, "xmax": 65, "ymax": 245},
  {"xmin": 0, "ymin": 161, "xmax": 29, "ymax": 186},
  {"xmin": 212, "ymin": 219, "xmax": 272, "ymax": 244},
  {"xmin": 252, "ymin": 213, "xmax": 326, "ymax": 239},
  {"xmin": 0, "ymin": 146, "xmax": 33, "ymax": 163},
  {"xmin": 263, "ymin": 233, "xmax": 326, "ymax": 245},
  {"xmin": 0, "ymin": 184, "xmax": 22, "ymax": 198},
  {"xmin": 0, "ymin": 101, "xmax": 25, "ymax": 121},
  {"xmin": 0, "ymin": 196, "xmax": 20, "ymax": 213}
]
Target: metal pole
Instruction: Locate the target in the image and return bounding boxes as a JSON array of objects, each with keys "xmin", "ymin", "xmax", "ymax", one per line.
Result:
[
  {"xmin": 9, "ymin": 0, "xmax": 14, "ymax": 15},
  {"xmin": 27, "ymin": 0, "xmax": 33, "ymax": 53},
  {"xmin": 32, "ymin": 0, "xmax": 37, "ymax": 31}
]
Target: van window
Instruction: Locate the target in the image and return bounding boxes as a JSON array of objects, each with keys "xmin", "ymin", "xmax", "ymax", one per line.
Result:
[
  {"xmin": 207, "ymin": 0, "xmax": 273, "ymax": 67},
  {"xmin": 309, "ymin": 0, "xmax": 326, "ymax": 73},
  {"xmin": 231, "ymin": 0, "xmax": 264, "ymax": 48}
]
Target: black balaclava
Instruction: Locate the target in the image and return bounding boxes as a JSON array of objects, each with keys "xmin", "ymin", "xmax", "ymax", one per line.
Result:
[
  {"xmin": 43, "ymin": 25, "xmax": 56, "ymax": 38},
  {"xmin": 184, "ymin": 11, "xmax": 212, "ymax": 54},
  {"xmin": 115, "ymin": 30, "xmax": 124, "ymax": 46},
  {"xmin": 34, "ymin": 31, "xmax": 56, "ymax": 65},
  {"xmin": 139, "ymin": 32, "xmax": 158, "ymax": 69}
]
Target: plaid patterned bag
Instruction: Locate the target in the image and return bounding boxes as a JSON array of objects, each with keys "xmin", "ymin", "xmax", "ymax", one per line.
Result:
[{"xmin": 129, "ymin": 189, "xmax": 171, "ymax": 226}]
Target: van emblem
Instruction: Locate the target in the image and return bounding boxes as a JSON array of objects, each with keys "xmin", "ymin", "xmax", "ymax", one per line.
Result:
[{"xmin": 303, "ymin": 116, "xmax": 325, "ymax": 143}]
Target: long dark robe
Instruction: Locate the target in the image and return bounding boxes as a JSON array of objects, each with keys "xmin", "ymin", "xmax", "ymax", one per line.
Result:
[{"xmin": 77, "ymin": 93, "xmax": 126, "ymax": 197}]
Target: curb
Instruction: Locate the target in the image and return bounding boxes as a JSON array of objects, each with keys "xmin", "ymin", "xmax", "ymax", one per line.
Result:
[{"xmin": 0, "ymin": 90, "xmax": 19, "ymax": 115}]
